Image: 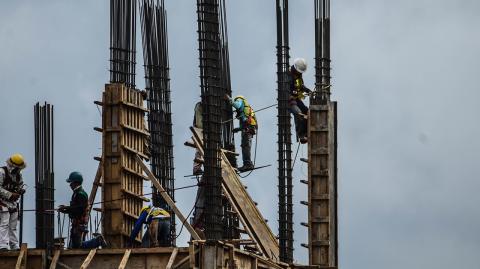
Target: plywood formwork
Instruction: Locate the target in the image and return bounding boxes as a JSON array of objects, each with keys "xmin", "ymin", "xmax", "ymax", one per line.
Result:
[
  {"xmin": 190, "ymin": 127, "xmax": 280, "ymax": 262},
  {"xmin": 307, "ymin": 103, "xmax": 337, "ymax": 267},
  {"xmin": 101, "ymin": 83, "xmax": 150, "ymax": 248}
]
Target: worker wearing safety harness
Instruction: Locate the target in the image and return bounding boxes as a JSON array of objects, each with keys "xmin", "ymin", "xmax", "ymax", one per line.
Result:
[
  {"xmin": 129, "ymin": 205, "xmax": 170, "ymax": 247},
  {"xmin": 58, "ymin": 171, "xmax": 106, "ymax": 249},
  {"xmin": 0, "ymin": 154, "xmax": 26, "ymax": 250},
  {"xmin": 289, "ymin": 58, "xmax": 312, "ymax": 144},
  {"xmin": 225, "ymin": 94, "xmax": 258, "ymax": 172}
]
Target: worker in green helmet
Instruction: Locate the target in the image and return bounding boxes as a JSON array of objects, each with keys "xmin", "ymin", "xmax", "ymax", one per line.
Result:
[{"xmin": 58, "ymin": 171, "xmax": 106, "ymax": 249}]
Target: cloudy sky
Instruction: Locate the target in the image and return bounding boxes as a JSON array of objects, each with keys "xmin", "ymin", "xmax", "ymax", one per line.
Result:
[{"xmin": 1, "ymin": 0, "xmax": 479, "ymax": 268}]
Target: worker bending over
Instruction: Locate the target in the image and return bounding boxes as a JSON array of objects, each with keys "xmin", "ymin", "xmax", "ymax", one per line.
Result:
[
  {"xmin": 289, "ymin": 58, "xmax": 312, "ymax": 144},
  {"xmin": 59, "ymin": 172, "xmax": 106, "ymax": 249},
  {"xmin": 0, "ymin": 154, "xmax": 26, "ymax": 251},
  {"xmin": 224, "ymin": 94, "xmax": 258, "ymax": 172},
  {"xmin": 129, "ymin": 205, "xmax": 170, "ymax": 247}
]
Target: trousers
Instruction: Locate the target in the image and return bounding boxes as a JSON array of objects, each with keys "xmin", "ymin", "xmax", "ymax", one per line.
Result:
[
  {"xmin": 0, "ymin": 210, "xmax": 19, "ymax": 250},
  {"xmin": 241, "ymin": 130, "xmax": 253, "ymax": 166},
  {"xmin": 289, "ymin": 99, "xmax": 308, "ymax": 138}
]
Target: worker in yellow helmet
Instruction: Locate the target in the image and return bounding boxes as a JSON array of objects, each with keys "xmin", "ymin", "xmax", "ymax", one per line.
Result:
[
  {"xmin": 224, "ymin": 94, "xmax": 258, "ymax": 172},
  {"xmin": 0, "ymin": 154, "xmax": 26, "ymax": 250},
  {"xmin": 289, "ymin": 58, "xmax": 312, "ymax": 144}
]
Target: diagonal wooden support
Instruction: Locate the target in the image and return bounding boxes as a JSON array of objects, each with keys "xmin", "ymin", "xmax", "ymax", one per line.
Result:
[
  {"xmin": 87, "ymin": 162, "xmax": 102, "ymax": 216},
  {"xmin": 49, "ymin": 250, "xmax": 61, "ymax": 269},
  {"xmin": 117, "ymin": 249, "xmax": 131, "ymax": 269},
  {"xmin": 15, "ymin": 243, "xmax": 27, "ymax": 269},
  {"xmin": 190, "ymin": 127, "xmax": 279, "ymax": 261},
  {"xmin": 80, "ymin": 249, "xmax": 96, "ymax": 269},
  {"xmin": 165, "ymin": 248, "xmax": 179, "ymax": 269},
  {"xmin": 135, "ymin": 154, "xmax": 201, "ymax": 240}
]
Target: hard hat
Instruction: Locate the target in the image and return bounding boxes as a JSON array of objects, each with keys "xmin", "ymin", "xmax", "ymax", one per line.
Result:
[
  {"xmin": 234, "ymin": 95, "xmax": 245, "ymax": 101},
  {"xmin": 6, "ymin": 154, "xmax": 26, "ymax": 169},
  {"xmin": 293, "ymin": 58, "xmax": 307, "ymax": 73},
  {"xmin": 66, "ymin": 171, "xmax": 83, "ymax": 184}
]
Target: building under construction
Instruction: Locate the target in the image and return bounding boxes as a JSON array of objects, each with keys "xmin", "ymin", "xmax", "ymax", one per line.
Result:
[{"xmin": 0, "ymin": 0, "xmax": 338, "ymax": 268}]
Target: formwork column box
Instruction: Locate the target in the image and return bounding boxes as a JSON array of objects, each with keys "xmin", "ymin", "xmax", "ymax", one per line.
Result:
[
  {"xmin": 101, "ymin": 83, "xmax": 150, "ymax": 248},
  {"xmin": 307, "ymin": 102, "xmax": 337, "ymax": 266}
]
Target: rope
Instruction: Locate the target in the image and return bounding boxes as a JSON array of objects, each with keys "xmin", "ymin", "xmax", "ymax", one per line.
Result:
[
  {"xmin": 291, "ymin": 142, "xmax": 301, "ymax": 170},
  {"xmin": 21, "ymin": 184, "xmax": 201, "ymax": 213}
]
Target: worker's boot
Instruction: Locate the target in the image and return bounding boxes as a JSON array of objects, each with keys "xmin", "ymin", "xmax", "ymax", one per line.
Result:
[{"xmin": 238, "ymin": 163, "xmax": 254, "ymax": 172}]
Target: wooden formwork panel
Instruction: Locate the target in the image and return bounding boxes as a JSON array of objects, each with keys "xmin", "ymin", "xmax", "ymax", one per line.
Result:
[
  {"xmin": 102, "ymin": 83, "xmax": 149, "ymax": 248},
  {"xmin": 0, "ymin": 249, "xmax": 45, "ymax": 269},
  {"xmin": 308, "ymin": 103, "xmax": 337, "ymax": 267}
]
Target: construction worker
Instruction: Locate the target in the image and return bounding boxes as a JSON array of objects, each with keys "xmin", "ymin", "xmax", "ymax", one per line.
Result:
[
  {"xmin": 192, "ymin": 101, "xmax": 204, "ymax": 175},
  {"xmin": 224, "ymin": 94, "xmax": 257, "ymax": 172},
  {"xmin": 289, "ymin": 58, "xmax": 312, "ymax": 144},
  {"xmin": 129, "ymin": 205, "xmax": 170, "ymax": 247},
  {"xmin": 58, "ymin": 171, "xmax": 106, "ymax": 249},
  {"xmin": 0, "ymin": 154, "xmax": 26, "ymax": 250}
]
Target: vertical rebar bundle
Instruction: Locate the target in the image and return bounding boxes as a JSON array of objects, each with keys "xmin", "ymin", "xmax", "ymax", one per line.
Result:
[
  {"xmin": 218, "ymin": 0, "xmax": 240, "ymax": 241},
  {"xmin": 313, "ymin": 0, "xmax": 331, "ymax": 105},
  {"xmin": 140, "ymin": 0, "xmax": 176, "ymax": 246},
  {"xmin": 196, "ymin": 0, "xmax": 224, "ymax": 240},
  {"xmin": 34, "ymin": 102, "xmax": 54, "ymax": 250},
  {"xmin": 275, "ymin": 0, "xmax": 294, "ymax": 263},
  {"xmin": 110, "ymin": 0, "xmax": 137, "ymax": 88}
]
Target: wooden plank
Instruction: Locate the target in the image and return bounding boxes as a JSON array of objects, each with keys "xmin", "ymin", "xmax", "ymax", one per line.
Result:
[
  {"xmin": 47, "ymin": 256, "xmax": 72, "ymax": 269},
  {"xmin": 49, "ymin": 250, "xmax": 61, "ymax": 269},
  {"xmin": 190, "ymin": 127, "xmax": 279, "ymax": 261},
  {"xmin": 79, "ymin": 249, "xmax": 96, "ymax": 269},
  {"xmin": 87, "ymin": 162, "xmax": 102, "ymax": 216},
  {"xmin": 165, "ymin": 248, "xmax": 178, "ymax": 269},
  {"xmin": 117, "ymin": 249, "xmax": 131, "ymax": 269},
  {"xmin": 15, "ymin": 243, "xmax": 27, "ymax": 269},
  {"xmin": 135, "ymin": 154, "xmax": 201, "ymax": 240},
  {"xmin": 189, "ymin": 243, "xmax": 196, "ymax": 269}
]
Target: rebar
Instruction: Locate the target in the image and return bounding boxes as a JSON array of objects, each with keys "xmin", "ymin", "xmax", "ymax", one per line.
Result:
[
  {"xmin": 196, "ymin": 0, "xmax": 224, "ymax": 240},
  {"xmin": 110, "ymin": 0, "xmax": 137, "ymax": 88},
  {"xmin": 34, "ymin": 102, "xmax": 55, "ymax": 251},
  {"xmin": 217, "ymin": 0, "xmax": 240, "ymax": 241},
  {"xmin": 313, "ymin": 0, "xmax": 331, "ymax": 105},
  {"xmin": 276, "ymin": 0, "xmax": 294, "ymax": 263},
  {"xmin": 140, "ymin": 0, "xmax": 176, "ymax": 246}
]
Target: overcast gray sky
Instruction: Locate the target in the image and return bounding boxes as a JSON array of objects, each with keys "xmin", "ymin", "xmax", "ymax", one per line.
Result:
[{"xmin": 1, "ymin": 0, "xmax": 479, "ymax": 268}]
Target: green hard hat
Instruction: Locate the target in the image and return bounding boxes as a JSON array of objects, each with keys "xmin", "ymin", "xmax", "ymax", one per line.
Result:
[{"xmin": 66, "ymin": 171, "xmax": 83, "ymax": 184}]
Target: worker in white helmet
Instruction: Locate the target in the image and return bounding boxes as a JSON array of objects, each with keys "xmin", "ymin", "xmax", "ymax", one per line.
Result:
[
  {"xmin": 289, "ymin": 58, "xmax": 311, "ymax": 144},
  {"xmin": 0, "ymin": 154, "xmax": 26, "ymax": 251}
]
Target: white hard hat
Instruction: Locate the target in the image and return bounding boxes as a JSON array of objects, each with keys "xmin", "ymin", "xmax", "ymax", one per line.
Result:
[{"xmin": 293, "ymin": 58, "xmax": 307, "ymax": 73}]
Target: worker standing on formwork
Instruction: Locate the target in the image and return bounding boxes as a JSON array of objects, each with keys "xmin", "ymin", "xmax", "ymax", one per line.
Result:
[
  {"xmin": 58, "ymin": 171, "xmax": 106, "ymax": 249},
  {"xmin": 224, "ymin": 94, "xmax": 258, "ymax": 172},
  {"xmin": 192, "ymin": 101, "xmax": 204, "ymax": 175},
  {"xmin": 289, "ymin": 58, "xmax": 312, "ymax": 144},
  {"xmin": 0, "ymin": 154, "xmax": 26, "ymax": 251}
]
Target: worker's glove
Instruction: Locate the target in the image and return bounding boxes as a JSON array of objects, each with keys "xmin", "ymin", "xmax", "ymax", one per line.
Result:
[
  {"xmin": 223, "ymin": 94, "xmax": 231, "ymax": 101},
  {"xmin": 232, "ymin": 127, "xmax": 241, "ymax": 133},
  {"xmin": 8, "ymin": 193, "xmax": 20, "ymax": 202}
]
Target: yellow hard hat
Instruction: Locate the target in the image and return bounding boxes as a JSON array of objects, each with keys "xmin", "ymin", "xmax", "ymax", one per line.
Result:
[{"xmin": 7, "ymin": 153, "xmax": 26, "ymax": 169}]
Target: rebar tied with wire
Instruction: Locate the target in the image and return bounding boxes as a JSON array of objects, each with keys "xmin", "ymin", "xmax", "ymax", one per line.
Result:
[
  {"xmin": 34, "ymin": 102, "xmax": 55, "ymax": 251},
  {"xmin": 110, "ymin": 0, "xmax": 137, "ymax": 88},
  {"xmin": 275, "ymin": 0, "xmax": 294, "ymax": 263},
  {"xmin": 313, "ymin": 0, "xmax": 331, "ymax": 105},
  {"xmin": 196, "ymin": 0, "xmax": 224, "ymax": 240},
  {"xmin": 140, "ymin": 0, "xmax": 176, "ymax": 246}
]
